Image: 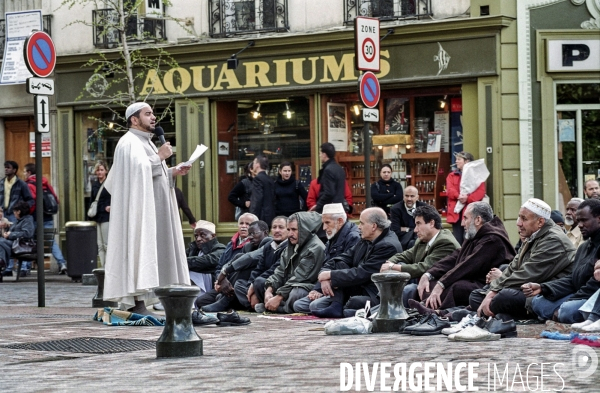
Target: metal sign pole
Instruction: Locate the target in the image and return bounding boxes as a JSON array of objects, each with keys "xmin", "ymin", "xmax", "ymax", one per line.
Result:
[
  {"xmin": 364, "ymin": 122, "xmax": 371, "ymax": 208},
  {"xmin": 35, "ymin": 97, "xmax": 45, "ymax": 307}
]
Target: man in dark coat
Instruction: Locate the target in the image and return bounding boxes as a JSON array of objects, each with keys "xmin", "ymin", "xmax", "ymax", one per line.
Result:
[
  {"xmin": 314, "ymin": 143, "xmax": 346, "ymax": 213},
  {"xmin": 528, "ymin": 199, "xmax": 600, "ymax": 323},
  {"xmin": 249, "ymin": 155, "xmax": 275, "ymax": 226},
  {"xmin": 415, "ymin": 202, "xmax": 516, "ymax": 310},
  {"xmin": 0, "ymin": 161, "xmax": 33, "ymax": 223},
  {"xmin": 390, "ymin": 186, "xmax": 427, "ymax": 250},
  {"xmin": 233, "ymin": 216, "xmax": 289, "ymax": 310},
  {"xmin": 293, "ymin": 203, "xmax": 361, "ymax": 313},
  {"xmin": 194, "ymin": 212, "xmax": 256, "ymax": 309},
  {"xmin": 470, "ymin": 198, "xmax": 575, "ymax": 321},
  {"xmin": 201, "ymin": 220, "xmax": 269, "ymax": 312},
  {"xmin": 297, "ymin": 207, "xmax": 402, "ymax": 318},
  {"xmin": 186, "ymin": 221, "xmax": 226, "ymax": 275}
]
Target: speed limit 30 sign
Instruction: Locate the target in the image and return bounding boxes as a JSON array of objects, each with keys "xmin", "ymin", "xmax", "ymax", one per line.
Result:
[{"xmin": 355, "ymin": 17, "xmax": 380, "ymax": 72}]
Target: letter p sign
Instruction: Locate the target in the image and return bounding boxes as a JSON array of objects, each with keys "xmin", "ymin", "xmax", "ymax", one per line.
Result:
[{"xmin": 563, "ymin": 44, "xmax": 590, "ymax": 66}]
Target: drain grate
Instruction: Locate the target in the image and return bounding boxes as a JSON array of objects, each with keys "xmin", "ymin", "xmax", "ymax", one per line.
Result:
[{"xmin": 3, "ymin": 337, "xmax": 156, "ymax": 354}]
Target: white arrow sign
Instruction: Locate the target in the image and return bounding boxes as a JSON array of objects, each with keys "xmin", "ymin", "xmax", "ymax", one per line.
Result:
[
  {"xmin": 363, "ymin": 108, "xmax": 379, "ymax": 122},
  {"xmin": 35, "ymin": 95, "xmax": 50, "ymax": 132}
]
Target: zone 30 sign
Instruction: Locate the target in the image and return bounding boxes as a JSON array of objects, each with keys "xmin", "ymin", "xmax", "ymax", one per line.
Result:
[{"xmin": 354, "ymin": 17, "xmax": 380, "ymax": 72}]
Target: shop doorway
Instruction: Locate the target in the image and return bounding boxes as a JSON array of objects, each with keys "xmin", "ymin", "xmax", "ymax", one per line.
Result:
[
  {"xmin": 556, "ymin": 83, "xmax": 600, "ymax": 201},
  {"xmin": 4, "ymin": 117, "xmax": 51, "ymax": 180}
]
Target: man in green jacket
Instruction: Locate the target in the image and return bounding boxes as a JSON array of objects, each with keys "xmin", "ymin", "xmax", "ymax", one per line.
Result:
[
  {"xmin": 262, "ymin": 211, "xmax": 325, "ymax": 313},
  {"xmin": 381, "ymin": 205, "xmax": 460, "ymax": 307},
  {"xmin": 471, "ymin": 198, "xmax": 575, "ymax": 320}
]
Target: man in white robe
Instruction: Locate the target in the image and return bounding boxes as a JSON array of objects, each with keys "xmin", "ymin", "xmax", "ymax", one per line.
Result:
[{"xmin": 103, "ymin": 102, "xmax": 191, "ymax": 314}]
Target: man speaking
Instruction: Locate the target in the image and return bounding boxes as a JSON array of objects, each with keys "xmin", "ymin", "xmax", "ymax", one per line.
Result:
[{"xmin": 104, "ymin": 102, "xmax": 191, "ymax": 314}]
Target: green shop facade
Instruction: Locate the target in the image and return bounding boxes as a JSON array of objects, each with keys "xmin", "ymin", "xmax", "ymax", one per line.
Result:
[{"xmin": 54, "ymin": 14, "xmax": 522, "ymax": 242}]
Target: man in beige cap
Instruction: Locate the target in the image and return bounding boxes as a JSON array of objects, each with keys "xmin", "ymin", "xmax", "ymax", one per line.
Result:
[
  {"xmin": 470, "ymin": 198, "xmax": 575, "ymax": 321},
  {"xmin": 103, "ymin": 102, "xmax": 192, "ymax": 315}
]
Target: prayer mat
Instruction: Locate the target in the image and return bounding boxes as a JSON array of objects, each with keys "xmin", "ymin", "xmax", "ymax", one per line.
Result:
[
  {"xmin": 540, "ymin": 330, "xmax": 600, "ymax": 342},
  {"xmin": 93, "ymin": 307, "xmax": 166, "ymax": 326}
]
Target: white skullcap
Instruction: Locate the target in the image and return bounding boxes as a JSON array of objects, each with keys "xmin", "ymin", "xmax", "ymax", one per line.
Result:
[
  {"xmin": 195, "ymin": 220, "xmax": 216, "ymax": 234},
  {"xmin": 522, "ymin": 198, "xmax": 551, "ymax": 220},
  {"xmin": 125, "ymin": 102, "xmax": 151, "ymax": 120},
  {"xmin": 322, "ymin": 203, "xmax": 345, "ymax": 215}
]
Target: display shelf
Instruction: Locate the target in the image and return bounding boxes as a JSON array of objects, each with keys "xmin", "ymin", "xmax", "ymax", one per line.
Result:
[{"xmin": 402, "ymin": 152, "xmax": 451, "ymax": 211}]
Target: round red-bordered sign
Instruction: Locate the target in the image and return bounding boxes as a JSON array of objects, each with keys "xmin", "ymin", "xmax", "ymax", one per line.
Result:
[
  {"xmin": 23, "ymin": 31, "xmax": 56, "ymax": 78},
  {"xmin": 359, "ymin": 72, "xmax": 380, "ymax": 109},
  {"xmin": 362, "ymin": 37, "xmax": 376, "ymax": 63}
]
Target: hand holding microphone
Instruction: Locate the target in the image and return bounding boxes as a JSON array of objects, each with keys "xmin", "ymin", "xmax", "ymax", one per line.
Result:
[{"xmin": 154, "ymin": 125, "xmax": 172, "ymax": 161}]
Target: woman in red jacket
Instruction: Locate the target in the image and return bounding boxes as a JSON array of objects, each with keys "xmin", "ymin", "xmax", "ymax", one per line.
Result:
[{"xmin": 446, "ymin": 151, "xmax": 486, "ymax": 244}]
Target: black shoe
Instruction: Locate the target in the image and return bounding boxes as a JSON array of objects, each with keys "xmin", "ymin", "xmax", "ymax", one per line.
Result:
[
  {"xmin": 450, "ymin": 308, "xmax": 476, "ymax": 322},
  {"xmin": 482, "ymin": 316, "xmax": 518, "ymax": 338},
  {"xmin": 401, "ymin": 314, "xmax": 433, "ymax": 334},
  {"xmin": 0, "ymin": 258, "xmax": 6, "ymax": 272},
  {"xmin": 410, "ymin": 314, "xmax": 451, "ymax": 336},
  {"xmin": 191, "ymin": 310, "xmax": 219, "ymax": 326},
  {"xmin": 408, "ymin": 299, "xmax": 436, "ymax": 315},
  {"xmin": 216, "ymin": 310, "xmax": 251, "ymax": 326},
  {"xmin": 2, "ymin": 270, "xmax": 12, "ymax": 277},
  {"xmin": 19, "ymin": 270, "xmax": 28, "ymax": 278}
]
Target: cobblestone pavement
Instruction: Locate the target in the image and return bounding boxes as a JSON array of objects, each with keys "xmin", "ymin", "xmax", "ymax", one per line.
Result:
[{"xmin": 1, "ymin": 276, "xmax": 599, "ymax": 392}]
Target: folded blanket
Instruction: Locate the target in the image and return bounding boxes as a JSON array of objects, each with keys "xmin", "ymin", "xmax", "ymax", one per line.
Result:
[
  {"xmin": 540, "ymin": 330, "xmax": 600, "ymax": 342},
  {"xmin": 93, "ymin": 307, "xmax": 165, "ymax": 326}
]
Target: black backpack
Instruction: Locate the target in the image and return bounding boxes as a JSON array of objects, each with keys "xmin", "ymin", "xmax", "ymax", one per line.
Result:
[{"xmin": 42, "ymin": 188, "xmax": 58, "ymax": 215}]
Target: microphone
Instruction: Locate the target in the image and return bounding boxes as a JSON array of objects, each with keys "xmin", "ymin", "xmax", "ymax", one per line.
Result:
[{"xmin": 154, "ymin": 125, "xmax": 166, "ymax": 145}]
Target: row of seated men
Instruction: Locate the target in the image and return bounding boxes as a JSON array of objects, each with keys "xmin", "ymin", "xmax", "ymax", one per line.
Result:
[{"xmin": 184, "ymin": 196, "xmax": 600, "ymax": 328}]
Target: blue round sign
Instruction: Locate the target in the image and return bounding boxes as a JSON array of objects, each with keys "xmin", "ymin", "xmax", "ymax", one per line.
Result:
[
  {"xmin": 359, "ymin": 72, "xmax": 380, "ymax": 108},
  {"xmin": 24, "ymin": 31, "xmax": 56, "ymax": 78}
]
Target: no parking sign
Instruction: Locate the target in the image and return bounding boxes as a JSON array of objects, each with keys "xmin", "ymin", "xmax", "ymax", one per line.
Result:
[{"xmin": 23, "ymin": 31, "xmax": 56, "ymax": 78}]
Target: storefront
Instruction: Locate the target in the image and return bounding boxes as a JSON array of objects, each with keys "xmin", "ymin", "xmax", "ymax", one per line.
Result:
[{"xmin": 55, "ymin": 15, "xmax": 511, "ymax": 239}]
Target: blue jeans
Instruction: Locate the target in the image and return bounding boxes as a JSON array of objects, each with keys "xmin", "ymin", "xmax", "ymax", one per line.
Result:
[
  {"xmin": 43, "ymin": 220, "xmax": 66, "ymax": 266},
  {"xmin": 531, "ymin": 294, "xmax": 587, "ymax": 324}
]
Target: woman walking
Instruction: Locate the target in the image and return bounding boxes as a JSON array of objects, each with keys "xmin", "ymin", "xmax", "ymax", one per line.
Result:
[{"xmin": 90, "ymin": 161, "xmax": 111, "ymax": 267}]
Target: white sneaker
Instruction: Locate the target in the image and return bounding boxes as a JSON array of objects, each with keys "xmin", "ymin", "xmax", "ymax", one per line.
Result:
[
  {"xmin": 571, "ymin": 320, "xmax": 594, "ymax": 329},
  {"xmin": 448, "ymin": 325, "xmax": 500, "ymax": 342},
  {"xmin": 442, "ymin": 315, "xmax": 479, "ymax": 335},
  {"xmin": 582, "ymin": 319, "xmax": 600, "ymax": 332},
  {"xmin": 153, "ymin": 303, "xmax": 165, "ymax": 311}
]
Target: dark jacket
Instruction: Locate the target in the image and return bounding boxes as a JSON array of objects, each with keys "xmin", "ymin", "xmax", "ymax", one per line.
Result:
[
  {"xmin": 324, "ymin": 221, "xmax": 361, "ymax": 261},
  {"xmin": 212, "ymin": 232, "xmax": 250, "ymax": 281},
  {"xmin": 6, "ymin": 215, "xmax": 35, "ymax": 240},
  {"xmin": 186, "ymin": 237, "xmax": 226, "ymax": 274},
  {"xmin": 90, "ymin": 180, "xmax": 111, "ymax": 224},
  {"xmin": 390, "ymin": 200, "xmax": 428, "ymax": 249},
  {"xmin": 371, "ymin": 179, "xmax": 403, "ymax": 215},
  {"xmin": 489, "ymin": 220, "xmax": 575, "ymax": 292},
  {"xmin": 228, "ymin": 177, "xmax": 252, "ymax": 217},
  {"xmin": 221, "ymin": 236, "xmax": 273, "ymax": 275},
  {"xmin": 387, "ymin": 229, "xmax": 461, "ymax": 279},
  {"xmin": 249, "ymin": 171, "xmax": 276, "ymax": 225},
  {"xmin": 323, "ymin": 227, "xmax": 403, "ymax": 301},
  {"xmin": 265, "ymin": 212, "xmax": 325, "ymax": 299},
  {"xmin": 427, "ymin": 217, "xmax": 516, "ymax": 289},
  {"xmin": 274, "ymin": 175, "xmax": 308, "ymax": 217},
  {"xmin": 315, "ymin": 159, "xmax": 346, "ymax": 213},
  {"xmin": 540, "ymin": 229, "xmax": 600, "ymax": 301},
  {"xmin": 227, "ymin": 238, "xmax": 288, "ymax": 284},
  {"xmin": 0, "ymin": 177, "xmax": 33, "ymax": 216}
]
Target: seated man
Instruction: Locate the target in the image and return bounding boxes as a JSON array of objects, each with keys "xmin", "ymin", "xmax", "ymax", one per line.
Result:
[
  {"xmin": 570, "ymin": 260, "xmax": 600, "ymax": 331},
  {"xmin": 186, "ymin": 220, "xmax": 226, "ymax": 293},
  {"xmin": 527, "ymin": 199, "xmax": 600, "ymax": 323},
  {"xmin": 201, "ymin": 220, "xmax": 270, "ymax": 312},
  {"xmin": 565, "ymin": 198, "xmax": 584, "ymax": 248},
  {"xmin": 321, "ymin": 203, "xmax": 361, "ymax": 260},
  {"xmin": 381, "ymin": 205, "xmax": 460, "ymax": 308},
  {"xmin": 233, "ymin": 216, "xmax": 289, "ymax": 310},
  {"xmin": 390, "ymin": 186, "xmax": 426, "ymax": 250},
  {"xmin": 255, "ymin": 212, "xmax": 325, "ymax": 314},
  {"xmin": 295, "ymin": 207, "xmax": 402, "ymax": 318},
  {"xmin": 194, "ymin": 212, "xmax": 257, "ymax": 310},
  {"xmin": 469, "ymin": 198, "xmax": 575, "ymax": 321},
  {"xmin": 412, "ymin": 202, "xmax": 516, "ymax": 312}
]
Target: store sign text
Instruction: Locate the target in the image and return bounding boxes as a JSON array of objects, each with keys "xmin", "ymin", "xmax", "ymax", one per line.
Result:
[
  {"xmin": 547, "ymin": 39, "xmax": 600, "ymax": 72},
  {"xmin": 141, "ymin": 51, "xmax": 391, "ymax": 95}
]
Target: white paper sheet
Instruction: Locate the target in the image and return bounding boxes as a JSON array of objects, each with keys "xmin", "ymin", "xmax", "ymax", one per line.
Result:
[{"xmin": 178, "ymin": 144, "xmax": 208, "ymax": 169}]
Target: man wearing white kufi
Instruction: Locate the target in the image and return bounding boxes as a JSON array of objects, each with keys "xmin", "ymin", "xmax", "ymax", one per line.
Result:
[{"xmin": 103, "ymin": 102, "xmax": 191, "ymax": 314}]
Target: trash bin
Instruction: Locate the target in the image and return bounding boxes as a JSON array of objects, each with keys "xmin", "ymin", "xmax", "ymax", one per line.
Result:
[{"xmin": 65, "ymin": 221, "xmax": 98, "ymax": 282}]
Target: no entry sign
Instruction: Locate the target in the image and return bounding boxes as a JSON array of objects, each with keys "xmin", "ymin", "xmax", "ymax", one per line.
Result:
[
  {"xmin": 359, "ymin": 72, "xmax": 380, "ymax": 109},
  {"xmin": 355, "ymin": 17, "xmax": 380, "ymax": 72},
  {"xmin": 23, "ymin": 31, "xmax": 56, "ymax": 78}
]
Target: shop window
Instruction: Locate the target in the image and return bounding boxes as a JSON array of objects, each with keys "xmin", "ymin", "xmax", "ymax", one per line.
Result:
[
  {"xmin": 216, "ymin": 97, "xmax": 311, "ymax": 223},
  {"xmin": 209, "ymin": 0, "xmax": 289, "ymax": 38}
]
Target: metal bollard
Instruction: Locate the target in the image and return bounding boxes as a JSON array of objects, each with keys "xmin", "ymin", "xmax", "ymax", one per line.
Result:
[
  {"xmin": 154, "ymin": 285, "xmax": 203, "ymax": 358},
  {"xmin": 92, "ymin": 269, "xmax": 118, "ymax": 308},
  {"xmin": 371, "ymin": 272, "xmax": 411, "ymax": 333}
]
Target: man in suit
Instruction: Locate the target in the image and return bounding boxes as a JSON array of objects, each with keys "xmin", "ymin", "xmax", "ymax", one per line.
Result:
[
  {"xmin": 390, "ymin": 186, "xmax": 426, "ymax": 250},
  {"xmin": 313, "ymin": 143, "xmax": 346, "ymax": 213},
  {"xmin": 382, "ymin": 205, "xmax": 461, "ymax": 307},
  {"xmin": 249, "ymin": 155, "xmax": 276, "ymax": 226}
]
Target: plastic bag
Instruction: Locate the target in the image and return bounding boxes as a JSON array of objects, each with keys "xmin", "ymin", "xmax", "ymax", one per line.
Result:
[{"xmin": 324, "ymin": 302, "xmax": 372, "ymax": 335}]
